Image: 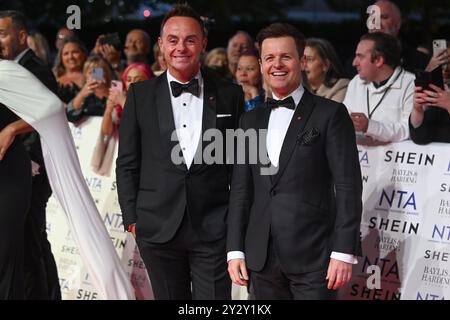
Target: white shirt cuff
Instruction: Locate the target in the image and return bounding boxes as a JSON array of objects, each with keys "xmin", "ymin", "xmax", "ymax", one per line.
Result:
[
  {"xmin": 227, "ymin": 251, "xmax": 245, "ymax": 262},
  {"xmin": 331, "ymin": 251, "xmax": 358, "ymax": 264}
]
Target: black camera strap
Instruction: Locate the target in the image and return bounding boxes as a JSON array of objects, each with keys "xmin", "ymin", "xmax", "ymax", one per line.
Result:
[{"xmin": 366, "ymin": 68, "xmax": 403, "ymax": 119}]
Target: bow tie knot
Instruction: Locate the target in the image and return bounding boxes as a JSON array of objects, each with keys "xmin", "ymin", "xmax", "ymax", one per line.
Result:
[
  {"xmin": 266, "ymin": 96, "xmax": 296, "ymax": 110},
  {"xmin": 170, "ymin": 78, "xmax": 200, "ymax": 97}
]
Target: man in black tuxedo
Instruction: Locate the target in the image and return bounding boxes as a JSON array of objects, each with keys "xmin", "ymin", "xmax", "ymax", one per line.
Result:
[
  {"xmin": 116, "ymin": 4, "xmax": 244, "ymax": 300},
  {"xmin": 227, "ymin": 23, "xmax": 363, "ymax": 300},
  {"xmin": 0, "ymin": 10, "xmax": 61, "ymax": 299}
]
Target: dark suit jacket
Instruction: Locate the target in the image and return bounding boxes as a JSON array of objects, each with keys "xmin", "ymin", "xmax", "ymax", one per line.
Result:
[
  {"xmin": 18, "ymin": 49, "xmax": 58, "ymax": 169},
  {"xmin": 227, "ymin": 90, "xmax": 363, "ymax": 274},
  {"xmin": 116, "ymin": 71, "xmax": 244, "ymax": 243}
]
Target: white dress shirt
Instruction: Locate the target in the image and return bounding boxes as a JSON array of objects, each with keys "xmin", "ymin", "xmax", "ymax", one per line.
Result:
[
  {"xmin": 228, "ymin": 84, "xmax": 357, "ymax": 265},
  {"xmin": 167, "ymin": 70, "xmax": 203, "ymax": 169}
]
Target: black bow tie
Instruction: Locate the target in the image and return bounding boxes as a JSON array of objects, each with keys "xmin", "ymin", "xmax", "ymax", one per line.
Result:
[
  {"xmin": 266, "ymin": 96, "xmax": 296, "ymax": 110},
  {"xmin": 170, "ymin": 78, "xmax": 200, "ymax": 97}
]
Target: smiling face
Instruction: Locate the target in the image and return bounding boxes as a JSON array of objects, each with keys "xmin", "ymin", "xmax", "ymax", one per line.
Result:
[
  {"xmin": 260, "ymin": 36, "xmax": 304, "ymax": 98},
  {"xmin": 158, "ymin": 16, "xmax": 206, "ymax": 82},
  {"xmin": 61, "ymin": 42, "xmax": 86, "ymax": 72},
  {"xmin": 124, "ymin": 30, "xmax": 150, "ymax": 63}
]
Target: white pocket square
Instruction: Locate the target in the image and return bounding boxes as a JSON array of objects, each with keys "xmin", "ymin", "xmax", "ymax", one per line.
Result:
[{"xmin": 217, "ymin": 114, "xmax": 232, "ymax": 118}]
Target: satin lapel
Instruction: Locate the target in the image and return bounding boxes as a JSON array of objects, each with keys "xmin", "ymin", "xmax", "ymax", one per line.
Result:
[
  {"xmin": 155, "ymin": 72, "xmax": 187, "ymax": 171},
  {"xmin": 271, "ymin": 90, "xmax": 315, "ymax": 187},
  {"xmin": 189, "ymin": 75, "xmax": 217, "ymax": 173},
  {"xmin": 256, "ymin": 105, "xmax": 273, "ymax": 188}
]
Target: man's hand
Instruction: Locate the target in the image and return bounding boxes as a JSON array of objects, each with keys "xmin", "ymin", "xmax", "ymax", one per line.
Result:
[
  {"xmin": 227, "ymin": 258, "xmax": 249, "ymax": 286},
  {"xmin": 326, "ymin": 258, "xmax": 352, "ymax": 290},
  {"xmin": 350, "ymin": 112, "xmax": 369, "ymax": 133},
  {"xmin": 93, "ymin": 35, "xmax": 121, "ymax": 67},
  {"xmin": 0, "ymin": 126, "xmax": 16, "ymax": 161}
]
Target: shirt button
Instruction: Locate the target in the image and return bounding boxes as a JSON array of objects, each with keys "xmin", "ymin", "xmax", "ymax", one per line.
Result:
[
  {"xmin": 183, "ymin": 124, "xmax": 186, "ymax": 128},
  {"xmin": 182, "ymin": 147, "xmax": 186, "ymax": 151},
  {"xmin": 183, "ymin": 103, "xmax": 187, "ymax": 106}
]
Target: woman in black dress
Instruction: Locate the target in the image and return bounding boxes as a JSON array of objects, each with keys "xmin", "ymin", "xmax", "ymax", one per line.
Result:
[{"xmin": 0, "ymin": 106, "xmax": 32, "ymax": 299}]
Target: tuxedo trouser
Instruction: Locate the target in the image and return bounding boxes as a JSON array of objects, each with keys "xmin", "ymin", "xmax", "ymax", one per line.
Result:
[
  {"xmin": 249, "ymin": 238, "xmax": 337, "ymax": 300},
  {"xmin": 24, "ymin": 173, "xmax": 61, "ymax": 300},
  {"xmin": 137, "ymin": 213, "xmax": 231, "ymax": 300}
]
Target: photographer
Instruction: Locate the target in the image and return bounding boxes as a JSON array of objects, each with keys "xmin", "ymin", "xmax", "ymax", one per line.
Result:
[
  {"xmin": 409, "ymin": 83, "xmax": 450, "ymax": 144},
  {"xmin": 93, "ymin": 33, "xmax": 125, "ymax": 78}
]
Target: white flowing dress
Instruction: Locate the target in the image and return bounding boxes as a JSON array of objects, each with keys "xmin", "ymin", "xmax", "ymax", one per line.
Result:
[{"xmin": 0, "ymin": 60, "xmax": 134, "ymax": 300}]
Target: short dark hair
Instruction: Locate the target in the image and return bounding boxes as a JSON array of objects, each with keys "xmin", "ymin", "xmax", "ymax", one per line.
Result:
[
  {"xmin": 360, "ymin": 32, "xmax": 401, "ymax": 68},
  {"xmin": 160, "ymin": 3, "xmax": 205, "ymax": 37},
  {"xmin": 256, "ymin": 23, "xmax": 305, "ymax": 57},
  {"xmin": 0, "ymin": 10, "xmax": 28, "ymax": 32}
]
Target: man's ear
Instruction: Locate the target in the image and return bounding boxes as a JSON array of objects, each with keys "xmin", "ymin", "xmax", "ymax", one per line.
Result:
[
  {"xmin": 374, "ymin": 55, "xmax": 385, "ymax": 68},
  {"xmin": 158, "ymin": 37, "xmax": 163, "ymax": 51},
  {"xmin": 202, "ymin": 37, "xmax": 208, "ymax": 54},
  {"xmin": 18, "ymin": 30, "xmax": 28, "ymax": 47},
  {"xmin": 299, "ymin": 54, "xmax": 307, "ymax": 71}
]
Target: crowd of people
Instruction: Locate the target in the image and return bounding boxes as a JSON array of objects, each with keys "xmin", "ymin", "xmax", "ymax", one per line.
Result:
[{"xmin": 0, "ymin": 0, "xmax": 449, "ymax": 300}]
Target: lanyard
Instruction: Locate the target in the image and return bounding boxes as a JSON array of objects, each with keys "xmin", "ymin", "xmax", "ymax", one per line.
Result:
[{"xmin": 366, "ymin": 68, "xmax": 403, "ymax": 119}]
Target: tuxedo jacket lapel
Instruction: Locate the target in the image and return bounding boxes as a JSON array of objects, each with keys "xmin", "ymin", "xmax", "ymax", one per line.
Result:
[
  {"xmin": 256, "ymin": 106, "xmax": 273, "ymax": 188},
  {"xmin": 155, "ymin": 72, "xmax": 187, "ymax": 172},
  {"xmin": 271, "ymin": 90, "xmax": 315, "ymax": 187}
]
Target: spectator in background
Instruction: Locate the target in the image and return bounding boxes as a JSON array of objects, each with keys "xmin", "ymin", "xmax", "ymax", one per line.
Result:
[
  {"xmin": 226, "ymin": 31, "xmax": 254, "ymax": 80},
  {"xmin": 54, "ymin": 27, "xmax": 75, "ymax": 52},
  {"xmin": 27, "ymin": 31, "xmax": 51, "ymax": 66},
  {"xmin": 369, "ymin": 1, "xmax": 447, "ymax": 78},
  {"xmin": 92, "ymin": 33, "xmax": 125, "ymax": 78},
  {"xmin": 235, "ymin": 52, "xmax": 266, "ymax": 111},
  {"xmin": 124, "ymin": 29, "xmax": 151, "ymax": 66},
  {"xmin": 409, "ymin": 83, "xmax": 450, "ymax": 144},
  {"xmin": 102, "ymin": 63, "xmax": 153, "ymax": 137},
  {"xmin": 53, "ymin": 37, "xmax": 88, "ymax": 103},
  {"xmin": 151, "ymin": 42, "xmax": 167, "ymax": 76},
  {"xmin": 346, "ymin": 0, "xmax": 430, "ymax": 77},
  {"xmin": 343, "ymin": 32, "xmax": 415, "ymax": 146},
  {"xmin": 92, "ymin": 63, "xmax": 153, "ymax": 176},
  {"xmin": 66, "ymin": 55, "xmax": 113, "ymax": 123},
  {"xmin": 303, "ymin": 38, "xmax": 349, "ymax": 103},
  {"xmin": 204, "ymin": 47, "xmax": 230, "ymax": 80},
  {"xmin": 0, "ymin": 9, "xmax": 60, "ymax": 300}
]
